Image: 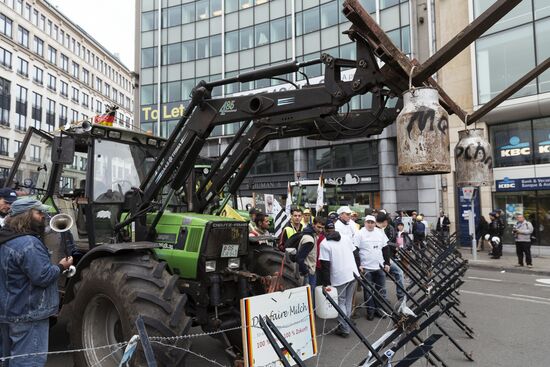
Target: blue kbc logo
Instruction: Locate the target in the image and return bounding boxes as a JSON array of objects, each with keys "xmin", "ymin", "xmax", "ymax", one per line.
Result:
[
  {"xmin": 497, "ymin": 177, "xmax": 516, "ymax": 189},
  {"xmin": 499, "ymin": 136, "xmax": 530, "ymax": 157}
]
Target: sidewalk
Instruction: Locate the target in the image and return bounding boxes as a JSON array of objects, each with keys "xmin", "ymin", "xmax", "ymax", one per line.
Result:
[{"xmin": 457, "ymin": 247, "xmax": 550, "ymax": 276}]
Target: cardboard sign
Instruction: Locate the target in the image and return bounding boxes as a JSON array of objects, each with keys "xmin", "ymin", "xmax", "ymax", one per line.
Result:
[{"xmin": 241, "ymin": 286, "xmax": 317, "ymax": 367}]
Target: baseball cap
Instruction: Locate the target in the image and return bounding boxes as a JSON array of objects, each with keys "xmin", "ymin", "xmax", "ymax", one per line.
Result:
[
  {"xmin": 0, "ymin": 188, "xmax": 17, "ymax": 203},
  {"xmin": 9, "ymin": 199, "xmax": 51, "ymax": 217},
  {"xmin": 365, "ymin": 215, "xmax": 376, "ymax": 222},
  {"xmin": 325, "ymin": 222, "xmax": 335, "ymax": 230},
  {"xmin": 337, "ymin": 206, "xmax": 352, "ymax": 215}
]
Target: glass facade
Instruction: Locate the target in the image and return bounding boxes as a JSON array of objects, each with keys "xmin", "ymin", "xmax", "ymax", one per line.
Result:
[
  {"xmin": 139, "ymin": 0, "xmax": 411, "ymax": 136},
  {"xmin": 474, "ymin": 0, "xmax": 550, "ymax": 104}
]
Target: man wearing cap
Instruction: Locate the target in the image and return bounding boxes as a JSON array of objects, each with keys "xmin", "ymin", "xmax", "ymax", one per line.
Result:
[
  {"xmin": 301, "ymin": 208, "xmax": 312, "ymax": 227},
  {"xmin": 355, "ymin": 215, "xmax": 390, "ymax": 320},
  {"xmin": 0, "ymin": 188, "xmax": 18, "ymax": 227},
  {"xmin": 335, "ymin": 206, "xmax": 359, "ymax": 244},
  {"xmin": 0, "ymin": 199, "xmax": 73, "ymax": 366}
]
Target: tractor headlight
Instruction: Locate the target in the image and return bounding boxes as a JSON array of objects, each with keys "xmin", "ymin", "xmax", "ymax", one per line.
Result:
[
  {"xmin": 205, "ymin": 260, "xmax": 216, "ymax": 272},
  {"xmin": 227, "ymin": 258, "xmax": 240, "ymax": 270}
]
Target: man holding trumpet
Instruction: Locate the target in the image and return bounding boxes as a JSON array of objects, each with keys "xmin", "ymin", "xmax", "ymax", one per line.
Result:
[{"xmin": 0, "ymin": 199, "xmax": 73, "ymax": 366}]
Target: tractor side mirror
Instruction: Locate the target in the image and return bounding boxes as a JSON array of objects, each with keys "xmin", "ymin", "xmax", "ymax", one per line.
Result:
[{"xmin": 51, "ymin": 136, "xmax": 76, "ymax": 164}]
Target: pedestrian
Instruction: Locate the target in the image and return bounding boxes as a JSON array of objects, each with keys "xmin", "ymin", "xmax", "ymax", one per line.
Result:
[
  {"xmin": 513, "ymin": 214, "xmax": 534, "ymax": 268},
  {"xmin": 355, "ymin": 215, "xmax": 389, "ymax": 320},
  {"xmin": 335, "ymin": 206, "xmax": 359, "ymax": 244},
  {"xmin": 0, "ymin": 199, "xmax": 74, "ymax": 367},
  {"xmin": 476, "ymin": 215, "xmax": 489, "ymax": 251},
  {"xmin": 393, "ymin": 211, "xmax": 405, "ymax": 228},
  {"xmin": 301, "ymin": 208, "xmax": 312, "ymax": 227},
  {"xmin": 0, "ymin": 188, "xmax": 17, "ymax": 228},
  {"xmin": 248, "ymin": 207, "xmax": 260, "ymax": 234},
  {"xmin": 296, "ymin": 217, "xmax": 325, "ymax": 290},
  {"xmin": 376, "ymin": 213, "xmax": 405, "ymax": 302},
  {"xmin": 350, "ymin": 211, "xmax": 361, "ymax": 231},
  {"xmin": 396, "ymin": 222, "xmax": 413, "ymax": 250},
  {"xmin": 278, "ymin": 207, "xmax": 303, "ymax": 251},
  {"xmin": 249, "ymin": 213, "xmax": 270, "ymax": 237},
  {"xmin": 319, "ymin": 229, "xmax": 359, "ymax": 337},
  {"xmin": 412, "ymin": 215, "xmax": 426, "ymax": 248},
  {"xmin": 436, "ymin": 211, "xmax": 450, "ymax": 240},
  {"xmin": 487, "ymin": 212, "xmax": 503, "ymax": 259}
]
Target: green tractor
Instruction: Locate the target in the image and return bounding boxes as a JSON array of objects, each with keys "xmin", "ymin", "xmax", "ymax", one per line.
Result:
[{"xmin": 6, "ymin": 124, "xmax": 301, "ymax": 366}]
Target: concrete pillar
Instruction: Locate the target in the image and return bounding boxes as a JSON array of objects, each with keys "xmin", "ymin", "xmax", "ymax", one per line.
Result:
[
  {"xmin": 294, "ymin": 148, "xmax": 307, "ymax": 181},
  {"xmin": 378, "ymin": 138, "xmax": 398, "ymax": 213}
]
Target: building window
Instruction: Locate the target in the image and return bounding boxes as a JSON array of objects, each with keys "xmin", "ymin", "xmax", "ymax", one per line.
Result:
[
  {"xmin": 96, "ymin": 77, "xmax": 102, "ymax": 92},
  {"xmin": 60, "ymin": 54, "xmax": 69, "ymax": 72},
  {"xmin": 46, "ymin": 99, "xmax": 56, "ymax": 129},
  {"xmin": 17, "ymin": 57, "xmax": 28, "ymax": 77},
  {"xmin": 60, "ymin": 104, "xmax": 67, "ymax": 127},
  {"xmin": 33, "ymin": 66, "xmax": 43, "ymax": 84},
  {"xmin": 13, "ymin": 140, "xmax": 22, "ymax": 158},
  {"xmin": 32, "ymin": 92, "xmax": 42, "ymax": 128},
  {"xmin": 474, "ymin": 0, "xmax": 546, "ymax": 103},
  {"xmin": 0, "ymin": 137, "xmax": 8, "ymax": 156},
  {"xmin": 250, "ymin": 151, "xmax": 295, "ymax": 175},
  {"xmin": 72, "ymin": 87, "xmax": 79, "ymax": 103},
  {"xmin": 0, "ymin": 77, "xmax": 10, "ymax": 126},
  {"xmin": 96, "ymin": 100, "xmax": 102, "ymax": 113},
  {"xmin": 308, "ymin": 141, "xmax": 379, "ymax": 171},
  {"xmin": 72, "ymin": 62, "xmax": 79, "ymax": 78},
  {"xmin": 30, "ymin": 144, "xmax": 41, "ymax": 162},
  {"xmin": 60, "ymin": 81, "xmax": 68, "ymax": 97},
  {"xmin": 32, "ymin": 9, "xmax": 38, "ymax": 26},
  {"xmin": 71, "ymin": 109, "xmax": 78, "ymax": 122},
  {"xmin": 48, "ymin": 46, "xmax": 57, "ymax": 64},
  {"xmin": 82, "ymin": 93, "xmax": 89, "ymax": 108},
  {"xmin": 82, "ymin": 68, "xmax": 89, "ymax": 84},
  {"xmin": 0, "ymin": 14, "xmax": 12, "ymax": 38},
  {"xmin": 0, "ymin": 47, "xmax": 12, "ymax": 69},
  {"xmin": 17, "ymin": 25, "xmax": 28, "ymax": 47},
  {"xmin": 47, "ymin": 74, "xmax": 56, "ymax": 91},
  {"xmin": 33, "ymin": 36, "xmax": 44, "ymax": 56}
]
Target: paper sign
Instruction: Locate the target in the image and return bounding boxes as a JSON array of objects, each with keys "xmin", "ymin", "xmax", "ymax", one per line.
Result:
[{"xmin": 241, "ymin": 286, "xmax": 317, "ymax": 367}]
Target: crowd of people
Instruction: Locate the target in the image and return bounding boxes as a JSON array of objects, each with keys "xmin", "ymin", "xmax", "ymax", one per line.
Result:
[{"xmin": 249, "ymin": 205, "xmax": 435, "ymax": 337}]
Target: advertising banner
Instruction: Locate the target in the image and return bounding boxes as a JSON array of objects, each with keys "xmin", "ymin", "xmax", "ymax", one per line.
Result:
[{"xmin": 241, "ymin": 286, "xmax": 317, "ymax": 367}]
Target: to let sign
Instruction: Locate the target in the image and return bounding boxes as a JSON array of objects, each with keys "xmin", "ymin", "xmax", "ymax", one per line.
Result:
[{"xmin": 241, "ymin": 286, "xmax": 317, "ymax": 367}]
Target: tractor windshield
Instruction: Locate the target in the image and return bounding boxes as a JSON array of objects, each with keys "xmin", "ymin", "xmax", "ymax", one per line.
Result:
[
  {"xmin": 291, "ymin": 183, "xmax": 338, "ymax": 207},
  {"xmin": 93, "ymin": 139, "xmax": 156, "ymax": 202}
]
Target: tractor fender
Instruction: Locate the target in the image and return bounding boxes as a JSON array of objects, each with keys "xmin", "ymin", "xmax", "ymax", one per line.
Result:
[{"xmin": 64, "ymin": 241, "xmax": 160, "ymax": 303}]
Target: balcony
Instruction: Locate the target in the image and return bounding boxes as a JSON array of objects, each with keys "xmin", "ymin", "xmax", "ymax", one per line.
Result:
[
  {"xmin": 15, "ymin": 100, "xmax": 27, "ymax": 115},
  {"xmin": 0, "ymin": 95, "xmax": 10, "ymax": 109},
  {"xmin": 31, "ymin": 106, "xmax": 42, "ymax": 120}
]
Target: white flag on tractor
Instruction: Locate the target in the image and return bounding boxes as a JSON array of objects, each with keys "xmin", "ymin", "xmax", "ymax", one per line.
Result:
[
  {"xmin": 316, "ymin": 172, "xmax": 324, "ymax": 213},
  {"xmin": 285, "ymin": 182, "xmax": 292, "ymax": 216}
]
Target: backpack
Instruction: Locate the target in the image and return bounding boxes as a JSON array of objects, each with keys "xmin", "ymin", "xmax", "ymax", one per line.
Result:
[
  {"xmin": 286, "ymin": 232, "xmax": 316, "ymax": 262},
  {"xmin": 414, "ymin": 221, "xmax": 425, "ymax": 236}
]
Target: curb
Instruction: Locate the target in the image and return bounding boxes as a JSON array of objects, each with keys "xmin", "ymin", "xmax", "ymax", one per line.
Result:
[{"xmin": 465, "ymin": 261, "xmax": 550, "ymax": 277}]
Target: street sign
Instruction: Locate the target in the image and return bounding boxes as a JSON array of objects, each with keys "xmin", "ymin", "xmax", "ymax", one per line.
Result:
[
  {"xmin": 462, "ymin": 186, "xmax": 475, "ymax": 200},
  {"xmin": 241, "ymin": 286, "xmax": 317, "ymax": 367}
]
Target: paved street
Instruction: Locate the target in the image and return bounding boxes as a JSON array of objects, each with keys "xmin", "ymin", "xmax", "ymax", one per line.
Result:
[{"xmin": 46, "ymin": 268, "xmax": 550, "ymax": 366}]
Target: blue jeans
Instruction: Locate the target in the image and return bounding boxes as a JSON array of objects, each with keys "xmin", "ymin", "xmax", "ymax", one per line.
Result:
[
  {"xmin": 335, "ymin": 281, "xmax": 356, "ymax": 333},
  {"xmin": 389, "ymin": 261, "xmax": 405, "ymax": 301},
  {"xmin": 363, "ymin": 269, "xmax": 387, "ymax": 315},
  {"xmin": 303, "ymin": 273, "xmax": 317, "ymax": 307},
  {"xmin": 0, "ymin": 319, "xmax": 49, "ymax": 367}
]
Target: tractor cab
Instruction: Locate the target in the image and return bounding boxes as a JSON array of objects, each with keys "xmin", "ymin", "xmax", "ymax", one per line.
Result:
[{"xmin": 6, "ymin": 125, "xmax": 163, "ymax": 248}]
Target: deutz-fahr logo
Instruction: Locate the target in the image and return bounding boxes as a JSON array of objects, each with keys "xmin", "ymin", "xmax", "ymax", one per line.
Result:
[{"xmin": 219, "ymin": 100, "xmax": 237, "ymax": 115}]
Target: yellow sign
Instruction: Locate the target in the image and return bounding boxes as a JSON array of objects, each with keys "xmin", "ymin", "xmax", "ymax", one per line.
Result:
[{"xmin": 141, "ymin": 103, "xmax": 186, "ymax": 122}]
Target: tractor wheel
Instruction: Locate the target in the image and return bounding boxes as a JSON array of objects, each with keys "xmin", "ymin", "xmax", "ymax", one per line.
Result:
[
  {"xmin": 249, "ymin": 245, "xmax": 303, "ymax": 294},
  {"xmin": 68, "ymin": 254, "xmax": 191, "ymax": 367}
]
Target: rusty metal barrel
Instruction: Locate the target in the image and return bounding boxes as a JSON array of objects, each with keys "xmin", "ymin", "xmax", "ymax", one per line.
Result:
[
  {"xmin": 454, "ymin": 128, "xmax": 493, "ymax": 187},
  {"xmin": 396, "ymin": 87, "xmax": 451, "ymax": 175}
]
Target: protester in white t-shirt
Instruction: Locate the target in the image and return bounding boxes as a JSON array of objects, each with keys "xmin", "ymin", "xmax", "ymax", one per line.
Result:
[
  {"xmin": 335, "ymin": 206, "xmax": 359, "ymax": 245},
  {"xmin": 319, "ymin": 230, "xmax": 359, "ymax": 338},
  {"xmin": 355, "ymin": 215, "xmax": 390, "ymax": 320}
]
